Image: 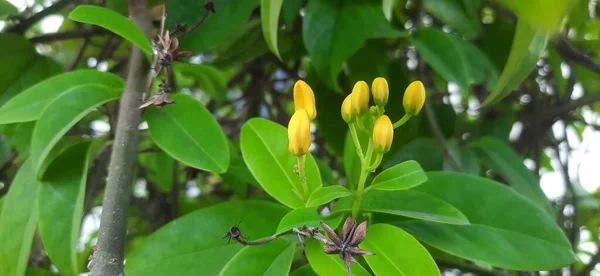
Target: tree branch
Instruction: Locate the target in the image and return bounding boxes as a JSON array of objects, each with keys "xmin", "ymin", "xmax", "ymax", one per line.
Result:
[
  {"xmin": 577, "ymin": 251, "xmax": 600, "ymax": 276},
  {"xmin": 552, "ymin": 37, "xmax": 600, "ymax": 75},
  {"xmin": 541, "ymin": 93, "xmax": 600, "ymax": 121},
  {"xmin": 89, "ymin": 0, "xmax": 152, "ymax": 275},
  {"xmin": 7, "ymin": 0, "xmax": 74, "ymax": 34}
]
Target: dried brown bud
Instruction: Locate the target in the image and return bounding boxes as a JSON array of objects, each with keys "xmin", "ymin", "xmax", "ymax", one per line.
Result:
[{"xmin": 204, "ymin": 1, "xmax": 216, "ymax": 13}]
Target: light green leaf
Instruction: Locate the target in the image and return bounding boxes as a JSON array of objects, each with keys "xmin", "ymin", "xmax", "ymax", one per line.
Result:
[
  {"xmin": 290, "ymin": 265, "xmax": 318, "ymax": 276},
  {"xmin": 482, "ymin": 21, "xmax": 548, "ymax": 106},
  {"xmin": 423, "ymin": 0, "xmax": 479, "ymax": 39},
  {"xmin": 382, "ymin": 0, "xmax": 395, "ymax": 21},
  {"xmin": 240, "ymin": 118, "xmax": 322, "ymax": 208},
  {"xmin": 37, "ymin": 137, "xmax": 87, "ymax": 178},
  {"xmin": 471, "ymin": 137, "xmax": 550, "ymax": 212},
  {"xmin": 334, "ymin": 189, "xmax": 469, "ymax": 225},
  {"xmin": 401, "ymin": 172, "xmax": 575, "ymax": 270},
  {"xmin": 145, "ymin": 93, "xmax": 230, "ymax": 174},
  {"xmin": 366, "ymin": 160, "xmax": 427, "ymax": 192},
  {"xmin": 175, "ymin": 63, "xmax": 227, "ymax": 101},
  {"xmin": 30, "ymin": 84, "xmax": 120, "ymax": 177},
  {"xmin": 261, "ymin": 0, "xmax": 284, "ymax": 59},
  {"xmin": 0, "ymin": 0, "xmax": 18, "ymax": 19},
  {"xmin": 69, "ymin": 5, "xmax": 152, "ymax": 55},
  {"xmin": 38, "ymin": 141, "xmax": 92, "ymax": 276},
  {"xmin": 276, "ymin": 207, "xmax": 344, "ymax": 234},
  {"xmin": 0, "ymin": 160, "xmax": 41, "ymax": 276},
  {"xmin": 0, "ymin": 56, "xmax": 62, "ymax": 108},
  {"xmin": 303, "ymin": 0, "xmax": 406, "ymax": 90},
  {"xmin": 0, "ymin": 70, "xmax": 124, "ymax": 124},
  {"xmin": 125, "ymin": 201, "xmax": 288, "ymax": 276},
  {"xmin": 306, "ymin": 186, "xmax": 353, "ymax": 207},
  {"xmin": 362, "ymin": 224, "xmax": 440, "ymax": 276},
  {"xmin": 219, "ymin": 240, "xmax": 295, "ymax": 276},
  {"xmin": 305, "ymin": 239, "xmax": 371, "ymax": 276},
  {"xmin": 495, "ymin": 0, "xmax": 574, "ymax": 33}
]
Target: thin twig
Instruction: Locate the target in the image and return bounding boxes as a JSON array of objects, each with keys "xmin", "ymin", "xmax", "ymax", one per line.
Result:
[
  {"xmin": 541, "ymin": 93, "xmax": 600, "ymax": 121},
  {"xmin": 552, "ymin": 37, "xmax": 600, "ymax": 75},
  {"xmin": 7, "ymin": 0, "xmax": 74, "ymax": 34},
  {"xmin": 177, "ymin": 1, "xmax": 214, "ymax": 38},
  {"xmin": 423, "ymin": 101, "xmax": 462, "ymax": 172},
  {"xmin": 224, "ymin": 225, "xmax": 334, "ymax": 246},
  {"xmin": 68, "ymin": 37, "xmax": 90, "ymax": 71}
]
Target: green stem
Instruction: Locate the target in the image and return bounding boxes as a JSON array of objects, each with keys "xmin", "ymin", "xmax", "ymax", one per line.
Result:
[
  {"xmin": 392, "ymin": 113, "xmax": 411, "ymax": 129},
  {"xmin": 352, "ymin": 140, "xmax": 374, "ymax": 219},
  {"xmin": 297, "ymin": 155, "xmax": 308, "ymax": 198},
  {"xmin": 365, "ymin": 153, "xmax": 383, "ymax": 172},
  {"xmin": 357, "ymin": 116, "xmax": 369, "ymax": 133},
  {"xmin": 349, "ymin": 123, "xmax": 364, "ymax": 161}
]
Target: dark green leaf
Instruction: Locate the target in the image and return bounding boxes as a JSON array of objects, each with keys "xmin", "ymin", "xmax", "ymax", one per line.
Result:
[
  {"xmin": 125, "ymin": 200, "xmax": 288, "ymax": 275},
  {"xmin": 276, "ymin": 207, "xmax": 344, "ymax": 233},
  {"xmin": 306, "ymin": 186, "xmax": 353, "ymax": 208},
  {"xmin": 424, "ymin": 0, "xmax": 479, "ymax": 39},
  {"xmin": 367, "ymin": 160, "xmax": 427, "ymax": 191},
  {"xmin": 362, "ymin": 224, "xmax": 439, "ymax": 276},
  {"xmin": 334, "ymin": 189, "xmax": 469, "ymax": 225},
  {"xmin": 0, "ymin": 70, "xmax": 124, "ymax": 124},
  {"xmin": 240, "ymin": 118, "xmax": 322, "ymax": 208},
  {"xmin": 282, "ymin": 0, "xmax": 302, "ymax": 28},
  {"xmin": 401, "ymin": 172, "xmax": 575, "ymax": 270},
  {"xmin": 0, "ymin": 56, "xmax": 62, "ymax": 107},
  {"xmin": 315, "ymin": 158, "xmax": 337, "ymax": 186},
  {"xmin": 30, "ymin": 84, "xmax": 120, "ymax": 177},
  {"xmin": 444, "ymin": 141, "xmax": 480, "ymax": 175},
  {"xmin": 0, "ymin": 160, "xmax": 40, "ymax": 276},
  {"xmin": 305, "ymin": 239, "xmax": 370, "ymax": 276},
  {"xmin": 141, "ymin": 151, "xmax": 175, "ymax": 192},
  {"xmin": 219, "ymin": 239, "xmax": 295, "ymax": 275},
  {"xmin": 0, "ymin": 0, "xmax": 18, "ymax": 19},
  {"xmin": 69, "ymin": 5, "xmax": 152, "ymax": 55},
  {"xmin": 383, "ymin": 138, "xmax": 442, "ymax": 171},
  {"xmin": 482, "ymin": 21, "xmax": 548, "ymax": 106},
  {"xmin": 495, "ymin": 0, "xmax": 573, "ymax": 32},
  {"xmin": 11, "ymin": 122, "xmax": 35, "ymax": 161},
  {"xmin": 174, "ymin": 64, "xmax": 227, "ymax": 101},
  {"xmin": 38, "ymin": 141, "xmax": 92, "ymax": 275},
  {"xmin": 146, "ymin": 93, "xmax": 230, "ymax": 174},
  {"xmin": 261, "ymin": 0, "xmax": 284, "ymax": 59},
  {"xmin": 290, "ymin": 265, "xmax": 318, "ymax": 276},
  {"xmin": 303, "ymin": 0, "xmax": 405, "ymax": 90},
  {"xmin": 37, "ymin": 137, "xmax": 87, "ymax": 178}
]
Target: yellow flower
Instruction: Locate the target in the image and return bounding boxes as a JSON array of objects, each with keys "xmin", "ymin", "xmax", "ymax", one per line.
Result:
[
  {"xmin": 372, "ymin": 115, "xmax": 394, "ymax": 153},
  {"xmin": 293, "ymin": 80, "xmax": 317, "ymax": 120},
  {"xmin": 351, "ymin": 81, "xmax": 369, "ymax": 115},
  {"xmin": 341, "ymin": 94, "xmax": 355, "ymax": 123},
  {"xmin": 371, "ymin": 77, "xmax": 389, "ymax": 107},
  {"xmin": 288, "ymin": 109, "xmax": 311, "ymax": 156},
  {"xmin": 403, "ymin": 81, "xmax": 426, "ymax": 116}
]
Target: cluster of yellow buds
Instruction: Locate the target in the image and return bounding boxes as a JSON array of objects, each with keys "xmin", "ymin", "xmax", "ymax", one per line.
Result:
[{"xmin": 288, "ymin": 80, "xmax": 316, "ymax": 156}]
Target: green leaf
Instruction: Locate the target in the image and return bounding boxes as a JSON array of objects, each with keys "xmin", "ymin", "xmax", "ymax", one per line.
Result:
[
  {"xmin": 343, "ymin": 129, "xmax": 368, "ymax": 190},
  {"xmin": 240, "ymin": 118, "xmax": 322, "ymax": 208},
  {"xmin": 382, "ymin": 0, "xmax": 395, "ymax": 21},
  {"xmin": 303, "ymin": 0, "xmax": 405, "ymax": 90},
  {"xmin": 125, "ymin": 200, "xmax": 288, "ymax": 276},
  {"xmin": 145, "ymin": 93, "xmax": 230, "ymax": 174},
  {"xmin": 495, "ymin": 0, "xmax": 574, "ymax": 33},
  {"xmin": 151, "ymin": 151, "xmax": 175, "ymax": 192},
  {"xmin": 69, "ymin": 5, "xmax": 152, "ymax": 55},
  {"xmin": 0, "ymin": 70, "xmax": 124, "ymax": 124},
  {"xmin": 38, "ymin": 141, "xmax": 92, "ymax": 276},
  {"xmin": 30, "ymin": 84, "xmax": 120, "ymax": 177},
  {"xmin": 11, "ymin": 122, "xmax": 35, "ymax": 160},
  {"xmin": 410, "ymin": 28, "xmax": 498, "ymax": 92},
  {"xmin": 0, "ymin": 160, "xmax": 41, "ymax": 276},
  {"xmin": 482, "ymin": 21, "xmax": 548, "ymax": 106},
  {"xmin": 276, "ymin": 207, "xmax": 344, "ymax": 234},
  {"xmin": 362, "ymin": 224, "xmax": 440, "ymax": 276},
  {"xmin": 471, "ymin": 137, "xmax": 550, "ymax": 212},
  {"xmin": 261, "ymin": 0, "xmax": 284, "ymax": 59},
  {"xmin": 174, "ymin": 63, "xmax": 227, "ymax": 101},
  {"xmin": 401, "ymin": 172, "xmax": 575, "ymax": 270},
  {"xmin": 384, "ymin": 138, "xmax": 442, "ymax": 171},
  {"xmin": 219, "ymin": 239, "xmax": 295, "ymax": 275},
  {"xmin": 37, "ymin": 137, "xmax": 87, "ymax": 178},
  {"xmin": 444, "ymin": 141, "xmax": 480, "ymax": 175},
  {"xmin": 282, "ymin": 0, "xmax": 302, "ymax": 28},
  {"xmin": 366, "ymin": 160, "xmax": 427, "ymax": 192},
  {"xmin": 334, "ymin": 189, "xmax": 469, "ymax": 225},
  {"xmin": 305, "ymin": 239, "xmax": 371, "ymax": 276},
  {"xmin": 306, "ymin": 186, "xmax": 353, "ymax": 208},
  {"xmin": 423, "ymin": 0, "xmax": 479, "ymax": 39},
  {"xmin": 166, "ymin": 0, "xmax": 259, "ymax": 52},
  {"xmin": 0, "ymin": 56, "xmax": 62, "ymax": 108},
  {"xmin": 0, "ymin": 0, "xmax": 18, "ymax": 19},
  {"xmin": 290, "ymin": 265, "xmax": 318, "ymax": 276}
]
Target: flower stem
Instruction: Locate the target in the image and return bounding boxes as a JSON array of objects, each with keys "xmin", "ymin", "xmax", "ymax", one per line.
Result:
[
  {"xmin": 352, "ymin": 140, "xmax": 374, "ymax": 219},
  {"xmin": 349, "ymin": 123, "xmax": 364, "ymax": 161},
  {"xmin": 392, "ymin": 113, "xmax": 411, "ymax": 129},
  {"xmin": 297, "ymin": 155, "xmax": 308, "ymax": 198}
]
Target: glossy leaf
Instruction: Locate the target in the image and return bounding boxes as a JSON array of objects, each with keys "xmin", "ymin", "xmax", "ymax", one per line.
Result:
[
  {"xmin": 306, "ymin": 186, "xmax": 353, "ymax": 208},
  {"xmin": 240, "ymin": 118, "xmax": 322, "ymax": 208},
  {"xmin": 0, "ymin": 70, "xmax": 124, "ymax": 124},
  {"xmin": 261, "ymin": 0, "xmax": 284, "ymax": 59},
  {"xmin": 334, "ymin": 189, "xmax": 469, "ymax": 225},
  {"xmin": 423, "ymin": 0, "xmax": 479, "ymax": 39},
  {"xmin": 0, "ymin": 160, "xmax": 41, "ymax": 276},
  {"xmin": 303, "ymin": 0, "xmax": 405, "ymax": 90},
  {"xmin": 276, "ymin": 207, "xmax": 344, "ymax": 234},
  {"xmin": 305, "ymin": 239, "xmax": 371, "ymax": 276},
  {"xmin": 38, "ymin": 141, "xmax": 92, "ymax": 276},
  {"xmin": 219, "ymin": 239, "xmax": 295, "ymax": 276},
  {"xmin": 145, "ymin": 93, "xmax": 230, "ymax": 174},
  {"xmin": 30, "ymin": 84, "xmax": 120, "ymax": 176},
  {"xmin": 471, "ymin": 137, "xmax": 550, "ymax": 212},
  {"xmin": 69, "ymin": 5, "xmax": 152, "ymax": 55},
  {"xmin": 401, "ymin": 172, "xmax": 575, "ymax": 270},
  {"xmin": 125, "ymin": 201, "xmax": 288, "ymax": 276},
  {"xmin": 366, "ymin": 160, "xmax": 427, "ymax": 191},
  {"xmin": 482, "ymin": 21, "xmax": 548, "ymax": 106},
  {"xmin": 362, "ymin": 224, "xmax": 439, "ymax": 276},
  {"xmin": 174, "ymin": 63, "xmax": 227, "ymax": 101}
]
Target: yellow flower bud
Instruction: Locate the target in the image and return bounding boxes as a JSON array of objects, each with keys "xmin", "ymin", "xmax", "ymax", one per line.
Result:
[
  {"xmin": 288, "ymin": 109, "xmax": 311, "ymax": 156},
  {"xmin": 403, "ymin": 81, "xmax": 426, "ymax": 116},
  {"xmin": 351, "ymin": 81, "xmax": 369, "ymax": 115},
  {"xmin": 372, "ymin": 115, "xmax": 394, "ymax": 153},
  {"xmin": 341, "ymin": 94, "xmax": 355, "ymax": 123},
  {"xmin": 371, "ymin": 77, "xmax": 389, "ymax": 107},
  {"xmin": 293, "ymin": 80, "xmax": 317, "ymax": 120}
]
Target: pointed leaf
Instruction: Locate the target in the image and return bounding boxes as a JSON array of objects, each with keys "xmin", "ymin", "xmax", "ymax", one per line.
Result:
[
  {"xmin": 306, "ymin": 186, "xmax": 353, "ymax": 207},
  {"xmin": 290, "ymin": 264, "xmax": 318, "ymax": 276},
  {"xmin": 362, "ymin": 224, "xmax": 440, "ymax": 276},
  {"xmin": 145, "ymin": 93, "xmax": 230, "ymax": 174},
  {"xmin": 261, "ymin": 0, "xmax": 284, "ymax": 59},
  {"xmin": 423, "ymin": 0, "xmax": 480, "ymax": 39},
  {"xmin": 219, "ymin": 240, "xmax": 295, "ymax": 276},
  {"xmin": 366, "ymin": 160, "xmax": 427, "ymax": 192},
  {"xmin": 30, "ymin": 84, "xmax": 120, "ymax": 176},
  {"xmin": 276, "ymin": 207, "xmax": 344, "ymax": 234},
  {"xmin": 305, "ymin": 239, "xmax": 371, "ymax": 276}
]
